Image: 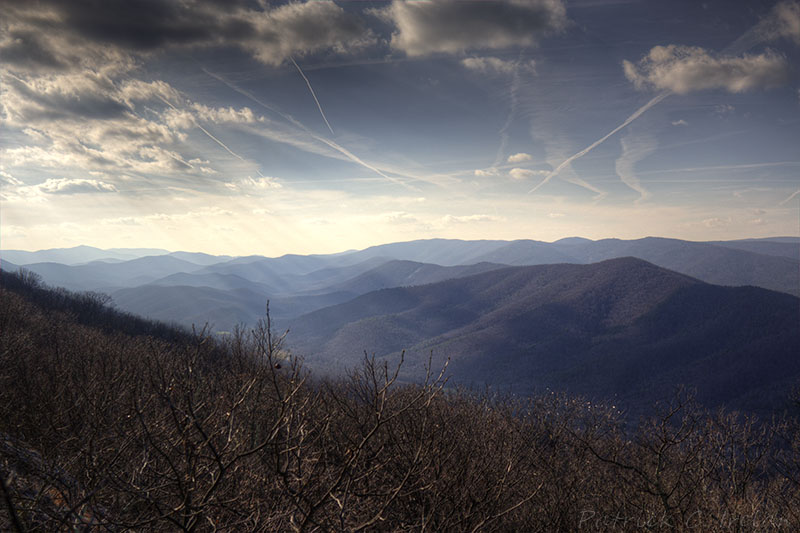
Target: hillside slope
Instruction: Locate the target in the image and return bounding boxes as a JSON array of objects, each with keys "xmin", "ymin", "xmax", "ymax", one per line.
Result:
[{"xmin": 288, "ymin": 258, "xmax": 800, "ymax": 414}]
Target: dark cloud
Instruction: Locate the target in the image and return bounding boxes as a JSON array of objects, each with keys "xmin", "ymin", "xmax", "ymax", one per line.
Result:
[
  {"xmin": 4, "ymin": 76, "xmax": 130, "ymax": 123},
  {"xmin": 383, "ymin": 0, "xmax": 567, "ymax": 56},
  {"xmin": 0, "ymin": 31, "xmax": 68, "ymax": 70},
  {"xmin": 58, "ymin": 0, "xmax": 237, "ymax": 50},
  {"xmin": 1, "ymin": 0, "xmax": 373, "ymax": 68},
  {"xmin": 243, "ymin": 1, "xmax": 375, "ymax": 65}
]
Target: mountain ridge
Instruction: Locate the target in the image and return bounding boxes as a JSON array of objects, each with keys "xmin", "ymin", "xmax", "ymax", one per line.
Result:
[{"xmin": 287, "ymin": 257, "xmax": 799, "ymax": 416}]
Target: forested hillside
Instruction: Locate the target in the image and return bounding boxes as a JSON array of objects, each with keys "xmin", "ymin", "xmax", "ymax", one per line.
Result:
[
  {"xmin": 289, "ymin": 258, "xmax": 800, "ymax": 417},
  {"xmin": 2, "ymin": 269, "xmax": 800, "ymax": 531}
]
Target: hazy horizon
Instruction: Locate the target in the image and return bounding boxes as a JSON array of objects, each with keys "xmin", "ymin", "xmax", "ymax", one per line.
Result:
[
  {"xmin": 2, "ymin": 234, "xmax": 798, "ymax": 259},
  {"xmin": 2, "ymin": 0, "xmax": 799, "ymax": 256}
]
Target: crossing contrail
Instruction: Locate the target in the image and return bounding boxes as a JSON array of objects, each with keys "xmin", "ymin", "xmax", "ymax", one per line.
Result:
[
  {"xmin": 529, "ymin": 91, "xmax": 669, "ymax": 194},
  {"xmin": 157, "ymin": 95, "xmax": 249, "ymax": 162},
  {"xmin": 202, "ymin": 67, "xmax": 423, "ymax": 190},
  {"xmin": 530, "ymin": 2, "xmax": 796, "ymax": 197},
  {"xmin": 290, "ymin": 56, "xmax": 335, "ymax": 136}
]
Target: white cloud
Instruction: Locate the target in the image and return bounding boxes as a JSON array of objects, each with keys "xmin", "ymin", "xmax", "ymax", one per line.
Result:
[
  {"xmin": 382, "ymin": 211, "xmax": 420, "ymax": 224},
  {"xmin": 192, "ymin": 104, "xmax": 259, "ymax": 124},
  {"xmin": 0, "ymin": 66, "xmax": 269, "ymax": 182},
  {"xmin": 0, "ymin": 169, "xmax": 22, "ymax": 187},
  {"xmin": 671, "ymin": 119, "xmax": 688, "ymax": 126},
  {"xmin": 509, "ymin": 167, "xmax": 548, "ymax": 180},
  {"xmin": 383, "ymin": 0, "xmax": 567, "ymax": 56},
  {"xmin": 507, "ymin": 152, "xmax": 533, "ymax": 163},
  {"xmin": 702, "ymin": 217, "xmax": 731, "ymax": 228},
  {"xmin": 225, "ymin": 175, "xmax": 282, "ymax": 193},
  {"xmin": 623, "ymin": 45, "xmax": 790, "ymax": 94},
  {"xmin": 474, "ymin": 168, "xmax": 499, "ymax": 177},
  {"xmin": 119, "ymin": 80, "xmax": 180, "ymax": 107},
  {"xmin": 0, "ymin": 169, "xmax": 24, "ymax": 200},
  {"xmin": 38, "ymin": 178, "xmax": 117, "ymax": 195},
  {"xmin": 440, "ymin": 214, "xmax": 504, "ymax": 225},
  {"xmin": 461, "ymin": 57, "xmax": 535, "ymax": 75}
]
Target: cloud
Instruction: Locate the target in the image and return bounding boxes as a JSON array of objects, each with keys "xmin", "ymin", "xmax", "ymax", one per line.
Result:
[
  {"xmin": 671, "ymin": 119, "xmax": 688, "ymax": 126},
  {"xmin": 772, "ymin": 1, "xmax": 800, "ymax": 43},
  {"xmin": 623, "ymin": 45, "xmax": 789, "ymax": 94},
  {"xmin": 754, "ymin": 1, "xmax": 800, "ymax": 45},
  {"xmin": 715, "ymin": 104, "xmax": 735, "ymax": 116},
  {"xmin": 440, "ymin": 214, "xmax": 504, "ymax": 224},
  {"xmin": 38, "ymin": 178, "xmax": 118, "ymax": 195},
  {"xmin": 0, "ymin": 169, "xmax": 22, "ymax": 187},
  {"xmin": 509, "ymin": 167, "xmax": 548, "ymax": 180},
  {"xmin": 702, "ymin": 217, "xmax": 731, "ymax": 228},
  {"xmin": 383, "ymin": 0, "xmax": 567, "ymax": 56},
  {"xmin": 0, "ymin": 169, "xmax": 24, "ymax": 200},
  {"xmin": 382, "ymin": 211, "xmax": 420, "ymax": 224},
  {"xmin": 191, "ymin": 104, "xmax": 259, "ymax": 124},
  {"xmin": 3, "ymin": 72, "xmax": 131, "ymax": 123},
  {"xmin": 225, "ymin": 175, "xmax": 281, "ymax": 193},
  {"xmin": 0, "ymin": 66, "xmax": 269, "ymax": 181},
  {"xmin": 506, "ymin": 152, "xmax": 533, "ymax": 163},
  {"xmin": 0, "ymin": 1, "xmax": 374, "ymax": 72},
  {"xmin": 245, "ymin": 2, "xmax": 375, "ymax": 66},
  {"xmin": 474, "ymin": 168, "xmax": 499, "ymax": 177},
  {"xmin": 0, "ymin": 30, "xmax": 70, "ymax": 71},
  {"xmin": 461, "ymin": 57, "xmax": 535, "ymax": 75}
]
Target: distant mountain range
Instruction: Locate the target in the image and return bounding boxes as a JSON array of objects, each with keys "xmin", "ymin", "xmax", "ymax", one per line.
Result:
[
  {"xmin": 2, "ymin": 236, "xmax": 798, "ymax": 333},
  {"xmin": 288, "ymin": 257, "xmax": 800, "ymax": 417},
  {"xmin": 2, "ymin": 237, "xmax": 798, "ymax": 415}
]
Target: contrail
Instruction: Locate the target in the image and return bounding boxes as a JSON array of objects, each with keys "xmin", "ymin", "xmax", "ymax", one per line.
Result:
[
  {"xmin": 529, "ymin": 91, "xmax": 669, "ymax": 194},
  {"xmin": 290, "ymin": 56, "xmax": 335, "ymax": 135},
  {"xmin": 202, "ymin": 68, "xmax": 301, "ymax": 127},
  {"xmin": 313, "ymin": 136, "xmax": 420, "ymax": 191},
  {"xmin": 530, "ymin": 3, "xmax": 795, "ymax": 197},
  {"xmin": 615, "ymin": 131, "xmax": 657, "ymax": 202},
  {"xmin": 780, "ymin": 189, "xmax": 800, "ymax": 205},
  {"xmin": 202, "ymin": 67, "xmax": 423, "ymax": 190},
  {"xmin": 195, "ymin": 123, "xmax": 247, "ymax": 161},
  {"xmin": 492, "ymin": 59, "xmax": 522, "ymax": 168},
  {"xmin": 156, "ymin": 95, "xmax": 248, "ymax": 162},
  {"xmin": 559, "ymin": 163, "xmax": 607, "ymax": 200}
]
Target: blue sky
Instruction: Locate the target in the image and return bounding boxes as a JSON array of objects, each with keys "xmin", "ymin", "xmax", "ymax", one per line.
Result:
[{"xmin": 1, "ymin": 0, "xmax": 799, "ymax": 255}]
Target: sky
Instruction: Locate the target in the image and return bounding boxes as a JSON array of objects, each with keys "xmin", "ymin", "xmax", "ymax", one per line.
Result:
[{"xmin": 1, "ymin": 0, "xmax": 799, "ymax": 256}]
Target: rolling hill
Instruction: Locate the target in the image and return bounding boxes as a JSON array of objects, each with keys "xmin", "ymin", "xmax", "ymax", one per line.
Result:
[
  {"xmin": 287, "ymin": 258, "xmax": 800, "ymax": 416},
  {"xmin": 16, "ymin": 255, "xmax": 207, "ymax": 291},
  {"xmin": 3, "ymin": 237, "xmax": 797, "ymax": 334},
  {"xmin": 0, "ymin": 245, "xmax": 170, "ymax": 265}
]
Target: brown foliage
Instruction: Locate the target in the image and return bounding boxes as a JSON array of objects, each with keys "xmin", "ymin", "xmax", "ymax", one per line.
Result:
[{"xmin": 1, "ymin": 270, "xmax": 799, "ymax": 532}]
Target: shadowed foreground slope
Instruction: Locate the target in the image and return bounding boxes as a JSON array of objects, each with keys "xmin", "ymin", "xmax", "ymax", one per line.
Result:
[{"xmin": 3, "ymin": 269, "xmax": 800, "ymax": 532}]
